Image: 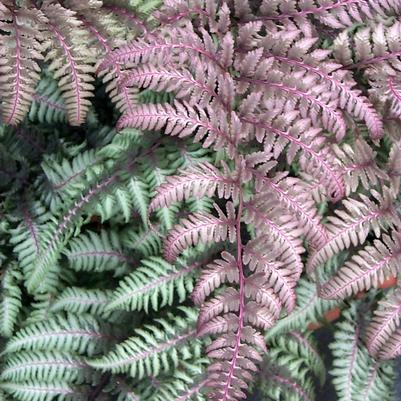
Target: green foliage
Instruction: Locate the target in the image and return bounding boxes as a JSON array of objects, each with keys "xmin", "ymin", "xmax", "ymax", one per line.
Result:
[
  {"xmin": 258, "ymin": 331, "xmax": 324, "ymax": 401},
  {"xmin": 0, "ymin": 264, "xmax": 22, "ymax": 338},
  {"xmin": 63, "ymin": 230, "xmax": 129, "ymax": 272},
  {"xmin": 330, "ymin": 304, "xmax": 395, "ymax": 401},
  {"xmin": 108, "ymin": 256, "xmax": 198, "ymax": 312},
  {"xmin": 2, "ymin": 312, "xmax": 108, "ymax": 355},
  {"xmin": 87, "ymin": 307, "xmax": 202, "ymax": 379},
  {"xmin": 2, "ymin": 1, "xmax": 401, "ymax": 401}
]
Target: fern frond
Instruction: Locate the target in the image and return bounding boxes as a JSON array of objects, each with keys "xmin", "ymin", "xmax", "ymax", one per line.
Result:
[
  {"xmin": 320, "ymin": 232, "xmax": 401, "ymax": 299},
  {"xmin": 330, "ymin": 303, "xmax": 396, "ymax": 401},
  {"xmin": 26, "ymin": 174, "xmax": 117, "ymax": 293},
  {"xmin": 0, "ymin": 350, "xmax": 90, "ymax": 383},
  {"xmin": 164, "ymin": 203, "xmax": 236, "ymax": 262},
  {"xmin": 250, "ymin": 171, "xmax": 328, "ymax": 248},
  {"xmin": 134, "ymin": 358, "xmax": 208, "ymax": 401},
  {"xmin": 244, "ymin": 198, "xmax": 305, "ymax": 277},
  {"xmin": 330, "ymin": 304, "xmax": 367, "ymax": 401},
  {"xmin": 0, "ymin": 4, "xmax": 45, "ymax": 125},
  {"xmin": 376, "ymin": 327, "xmax": 401, "ymax": 360},
  {"xmin": 261, "ymin": 47, "xmax": 384, "ymax": 140},
  {"xmin": 359, "ymin": 361, "xmax": 395, "ymax": 401},
  {"xmin": 285, "ymin": 331, "xmax": 326, "ymax": 385},
  {"xmin": 0, "ymin": 264, "xmax": 22, "ymax": 338},
  {"xmin": 98, "ymin": 27, "xmax": 219, "ymax": 72},
  {"xmin": 63, "ymin": 230, "xmax": 129, "ymax": 272},
  {"xmin": 259, "ymin": 370, "xmax": 315, "ymax": 401},
  {"xmin": 42, "ymin": 2, "xmax": 95, "ymax": 125},
  {"xmin": 87, "ymin": 307, "xmax": 201, "ymax": 379},
  {"xmin": 9, "ymin": 202, "xmax": 51, "ymax": 281},
  {"xmin": 149, "ymin": 162, "xmax": 238, "ymax": 212},
  {"xmin": 333, "ymin": 138, "xmax": 388, "ymax": 195},
  {"xmin": 259, "ymin": 331, "xmax": 324, "ymax": 400},
  {"xmin": 41, "ymin": 149, "xmax": 99, "ymax": 212},
  {"xmin": 50, "ymin": 287, "xmax": 111, "ymax": 319},
  {"xmin": 108, "ymin": 256, "xmax": 199, "ymax": 312},
  {"xmin": 122, "ymin": 225, "xmax": 162, "ymax": 256},
  {"xmin": 334, "ymin": 21, "xmax": 401, "ymax": 70},
  {"xmin": 192, "ymin": 251, "xmax": 239, "ymax": 306},
  {"xmin": 29, "ymin": 74, "xmax": 67, "ymax": 124},
  {"xmin": 117, "ymin": 101, "xmax": 237, "ymax": 156},
  {"xmin": 365, "ymin": 289, "xmax": 401, "ymax": 357},
  {"xmin": 0, "ymin": 381, "xmax": 80, "ymax": 401},
  {"xmin": 3, "ymin": 313, "xmax": 108, "ymax": 356},
  {"xmin": 307, "ymin": 188, "xmax": 399, "ymax": 274},
  {"xmin": 266, "ymin": 273, "xmax": 342, "ymax": 339},
  {"xmin": 243, "ymin": 236, "xmax": 297, "ymax": 313},
  {"xmin": 240, "ymin": 0, "xmax": 401, "ymax": 28}
]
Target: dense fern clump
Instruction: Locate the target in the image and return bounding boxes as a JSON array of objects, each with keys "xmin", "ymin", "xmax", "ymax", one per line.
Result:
[{"xmin": 1, "ymin": 0, "xmax": 401, "ymax": 400}]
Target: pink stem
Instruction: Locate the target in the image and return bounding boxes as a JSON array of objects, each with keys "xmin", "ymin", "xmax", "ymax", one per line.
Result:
[{"xmin": 222, "ymin": 163, "xmax": 245, "ymax": 401}]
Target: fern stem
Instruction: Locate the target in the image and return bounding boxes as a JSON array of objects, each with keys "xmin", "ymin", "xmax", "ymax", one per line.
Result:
[
  {"xmin": 52, "ymin": 175, "xmax": 118, "ymax": 250},
  {"xmin": 88, "ymin": 373, "xmax": 111, "ymax": 401},
  {"xmin": 362, "ymin": 362, "xmax": 379, "ymax": 400},
  {"xmin": 15, "ymin": 127, "xmax": 46, "ymax": 153},
  {"xmin": 157, "ymin": 7, "xmax": 210, "ymax": 25},
  {"xmin": 22, "ymin": 207, "xmax": 41, "ymax": 256},
  {"xmin": 221, "ymin": 166, "xmax": 245, "ymax": 401}
]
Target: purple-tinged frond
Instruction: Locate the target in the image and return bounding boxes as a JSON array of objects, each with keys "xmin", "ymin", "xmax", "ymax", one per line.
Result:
[
  {"xmin": 320, "ymin": 233, "xmax": 401, "ymax": 299},
  {"xmin": 117, "ymin": 101, "xmax": 238, "ymax": 157},
  {"xmin": 164, "ymin": 203, "xmax": 237, "ymax": 262},
  {"xmin": 149, "ymin": 162, "xmax": 239, "ymax": 213},
  {"xmin": 242, "ymin": 115, "xmax": 345, "ymax": 201},
  {"xmin": 42, "ymin": 3, "xmax": 95, "ymax": 126},
  {"xmin": 192, "ymin": 252, "xmax": 239, "ymax": 306},
  {"xmin": 244, "ymin": 199, "xmax": 304, "ymax": 277},
  {"xmin": 0, "ymin": 6, "xmax": 45, "ymax": 125},
  {"xmin": 366, "ymin": 289, "xmax": 401, "ymax": 357},
  {"xmin": 243, "ymin": 237, "xmax": 297, "ymax": 313},
  {"xmin": 249, "ymin": 169, "xmax": 328, "ymax": 248},
  {"xmin": 270, "ymin": 55, "xmax": 384, "ymax": 139},
  {"xmin": 307, "ymin": 188, "xmax": 400, "ymax": 274}
]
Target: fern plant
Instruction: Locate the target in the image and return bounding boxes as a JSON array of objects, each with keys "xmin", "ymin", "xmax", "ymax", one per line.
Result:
[{"xmin": 2, "ymin": 1, "xmax": 401, "ymax": 401}]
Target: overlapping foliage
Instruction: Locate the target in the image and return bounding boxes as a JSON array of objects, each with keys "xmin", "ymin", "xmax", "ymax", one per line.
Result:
[{"xmin": 1, "ymin": 0, "xmax": 401, "ymax": 401}]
